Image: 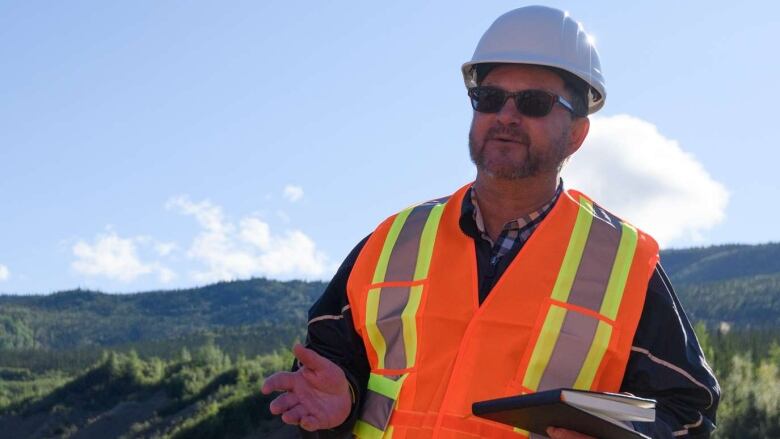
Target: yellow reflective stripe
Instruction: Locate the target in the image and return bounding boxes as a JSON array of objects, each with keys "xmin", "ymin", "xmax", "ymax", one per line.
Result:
[
  {"xmin": 413, "ymin": 202, "xmax": 445, "ymax": 280},
  {"xmin": 550, "ymin": 197, "xmax": 594, "ymax": 302},
  {"xmin": 386, "ymin": 425, "xmax": 395, "ymax": 438},
  {"xmin": 522, "ymin": 305, "xmax": 567, "ymax": 391},
  {"xmin": 372, "ymin": 207, "xmax": 413, "ymax": 284},
  {"xmin": 354, "ymin": 419, "xmax": 385, "ymax": 439},
  {"xmin": 365, "ymin": 288, "xmax": 387, "ymax": 369},
  {"xmin": 401, "ymin": 284, "xmax": 424, "ymax": 368},
  {"xmin": 513, "ymin": 427, "xmax": 530, "ymax": 436},
  {"xmin": 600, "ymin": 222, "xmax": 639, "ymax": 320},
  {"xmin": 367, "ymin": 373, "xmax": 407, "ymax": 399},
  {"xmin": 573, "ymin": 320, "xmax": 614, "ymax": 389}
]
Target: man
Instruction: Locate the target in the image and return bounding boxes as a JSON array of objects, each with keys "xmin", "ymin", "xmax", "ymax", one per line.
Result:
[{"xmin": 263, "ymin": 6, "xmax": 719, "ymax": 438}]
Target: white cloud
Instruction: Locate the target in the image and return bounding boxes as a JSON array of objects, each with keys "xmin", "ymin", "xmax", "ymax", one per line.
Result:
[
  {"xmin": 155, "ymin": 242, "xmax": 177, "ymax": 257},
  {"xmin": 256, "ymin": 230, "xmax": 330, "ymax": 277},
  {"xmin": 283, "ymin": 185, "xmax": 304, "ymax": 203},
  {"xmin": 240, "ymin": 217, "xmax": 271, "ymax": 250},
  {"xmin": 562, "ymin": 114, "xmax": 729, "ymax": 247},
  {"xmin": 0, "ymin": 264, "xmax": 9, "ymax": 281},
  {"xmin": 166, "ymin": 196, "xmax": 227, "ymax": 234},
  {"xmin": 157, "ymin": 266, "xmax": 177, "ymax": 283},
  {"xmin": 71, "ymin": 231, "xmax": 175, "ymax": 283},
  {"xmin": 168, "ymin": 196, "xmax": 329, "ymax": 283}
]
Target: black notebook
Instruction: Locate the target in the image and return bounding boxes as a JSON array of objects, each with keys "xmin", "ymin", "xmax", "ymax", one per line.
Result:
[{"xmin": 472, "ymin": 388, "xmax": 655, "ymax": 439}]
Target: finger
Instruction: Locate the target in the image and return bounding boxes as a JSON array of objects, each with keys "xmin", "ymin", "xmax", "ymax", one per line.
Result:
[
  {"xmin": 261, "ymin": 371, "xmax": 297, "ymax": 394},
  {"xmin": 269, "ymin": 392, "xmax": 300, "ymax": 415},
  {"xmin": 547, "ymin": 427, "xmax": 565, "ymax": 439},
  {"xmin": 300, "ymin": 414, "xmax": 322, "ymax": 432},
  {"xmin": 281, "ymin": 404, "xmax": 309, "ymax": 425},
  {"xmin": 293, "ymin": 343, "xmax": 330, "ymax": 371},
  {"xmin": 546, "ymin": 427, "xmax": 595, "ymax": 439}
]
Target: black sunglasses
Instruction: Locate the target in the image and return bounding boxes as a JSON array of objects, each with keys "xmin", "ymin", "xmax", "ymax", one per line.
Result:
[{"xmin": 467, "ymin": 86, "xmax": 577, "ymax": 117}]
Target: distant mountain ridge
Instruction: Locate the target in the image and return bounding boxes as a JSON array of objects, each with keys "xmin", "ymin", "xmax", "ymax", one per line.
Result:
[
  {"xmin": 0, "ymin": 278, "xmax": 325, "ymax": 353},
  {"xmin": 1, "ymin": 242, "xmax": 779, "ymax": 354},
  {"xmin": 661, "ymin": 242, "xmax": 780, "ymax": 284},
  {"xmin": 659, "ymin": 243, "xmax": 780, "ymax": 327}
]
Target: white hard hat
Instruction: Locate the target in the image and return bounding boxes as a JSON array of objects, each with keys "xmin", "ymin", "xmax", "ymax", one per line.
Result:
[{"xmin": 462, "ymin": 6, "xmax": 606, "ymax": 114}]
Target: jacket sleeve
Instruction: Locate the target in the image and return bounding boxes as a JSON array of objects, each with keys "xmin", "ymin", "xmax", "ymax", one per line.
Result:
[
  {"xmin": 297, "ymin": 236, "xmax": 371, "ymax": 439},
  {"xmin": 622, "ymin": 263, "xmax": 720, "ymax": 438}
]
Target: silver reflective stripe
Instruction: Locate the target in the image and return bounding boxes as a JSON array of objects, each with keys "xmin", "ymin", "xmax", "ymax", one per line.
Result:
[
  {"xmin": 537, "ymin": 311, "xmax": 600, "ymax": 391},
  {"xmin": 357, "ymin": 197, "xmax": 449, "ymax": 438},
  {"xmin": 567, "ymin": 204, "xmax": 622, "ymax": 312},
  {"xmin": 372, "ymin": 198, "xmax": 449, "ymax": 371},
  {"xmin": 384, "ymin": 197, "xmax": 449, "ymax": 283},
  {"xmin": 384, "ymin": 205, "xmax": 431, "ymax": 282},
  {"xmin": 533, "ymin": 200, "xmax": 629, "ymax": 391},
  {"xmin": 375, "ymin": 286, "xmax": 412, "ymax": 370},
  {"xmin": 361, "ymin": 388, "xmax": 396, "ymax": 432},
  {"xmin": 356, "ymin": 373, "xmax": 406, "ymax": 438}
]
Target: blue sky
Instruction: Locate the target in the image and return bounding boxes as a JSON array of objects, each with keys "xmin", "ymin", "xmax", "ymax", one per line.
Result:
[{"xmin": 1, "ymin": 1, "xmax": 778, "ymax": 294}]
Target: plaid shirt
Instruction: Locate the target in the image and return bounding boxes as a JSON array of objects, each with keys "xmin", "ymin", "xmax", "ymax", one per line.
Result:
[{"xmin": 470, "ymin": 183, "xmax": 563, "ymax": 266}]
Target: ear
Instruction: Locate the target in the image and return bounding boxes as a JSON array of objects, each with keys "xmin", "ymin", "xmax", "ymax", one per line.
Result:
[{"xmin": 565, "ymin": 116, "xmax": 590, "ymax": 156}]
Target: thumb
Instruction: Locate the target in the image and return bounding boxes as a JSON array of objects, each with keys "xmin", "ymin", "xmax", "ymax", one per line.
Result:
[{"xmin": 293, "ymin": 343, "xmax": 330, "ymax": 371}]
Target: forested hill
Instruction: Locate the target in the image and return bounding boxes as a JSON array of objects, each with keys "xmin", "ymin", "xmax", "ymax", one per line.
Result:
[
  {"xmin": 661, "ymin": 243, "xmax": 780, "ymax": 327},
  {"xmin": 1, "ymin": 243, "xmax": 780, "ymax": 438},
  {"xmin": 0, "ymin": 279, "xmax": 326, "ymax": 353},
  {"xmin": 1, "ymin": 242, "xmax": 780, "ymax": 355},
  {"xmin": 661, "ymin": 242, "xmax": 780, "ymax": 284}
]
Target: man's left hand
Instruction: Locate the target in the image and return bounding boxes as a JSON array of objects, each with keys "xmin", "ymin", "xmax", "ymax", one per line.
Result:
[{"xmin": 546, "ymin": 427, "xmax": 597, "ymax": 439}]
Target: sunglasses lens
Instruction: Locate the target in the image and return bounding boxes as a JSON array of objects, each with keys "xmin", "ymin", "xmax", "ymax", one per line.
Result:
[
  {"xmin": 516, "ymin": 90, "xmax": 555, "ymax": 117},
  {"xmin": 469, "ymin": 87, "xmax": 506, "ymax": 113},
  {"xmin": 470, "ymin": 88, "xmax": 558, "ymax": 117}
]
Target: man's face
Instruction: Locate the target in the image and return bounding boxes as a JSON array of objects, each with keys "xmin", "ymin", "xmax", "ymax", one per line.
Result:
[{"xmin": 468, "ymin": 64, "xmax": 584, "ymax": 180}]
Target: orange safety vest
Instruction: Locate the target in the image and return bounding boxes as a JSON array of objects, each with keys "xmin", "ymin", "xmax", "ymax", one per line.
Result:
[{"xmin": 346, "ymin": 184, "xmax": 659, "ymax": 439}]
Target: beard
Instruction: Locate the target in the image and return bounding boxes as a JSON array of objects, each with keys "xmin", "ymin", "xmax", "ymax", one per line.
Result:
[{"xmin": 469, "ymin": 123, "xmax": 570, "ymax": 180}]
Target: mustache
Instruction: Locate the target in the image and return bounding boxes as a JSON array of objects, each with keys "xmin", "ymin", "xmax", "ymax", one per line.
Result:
[{"xmin": 486, "ymin": 125, "xmax": 530, "ymax": 144}]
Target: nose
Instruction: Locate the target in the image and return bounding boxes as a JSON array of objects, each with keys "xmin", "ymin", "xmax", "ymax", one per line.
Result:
[{"xmin": 494, "ymin": 96, "xmax": 524, "ymax": 125}]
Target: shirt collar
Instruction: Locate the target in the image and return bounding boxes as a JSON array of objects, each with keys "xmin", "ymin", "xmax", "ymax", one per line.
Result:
[{"xmin": 459, "ymin": 179, "xmax": 564, "ymax": 240}]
